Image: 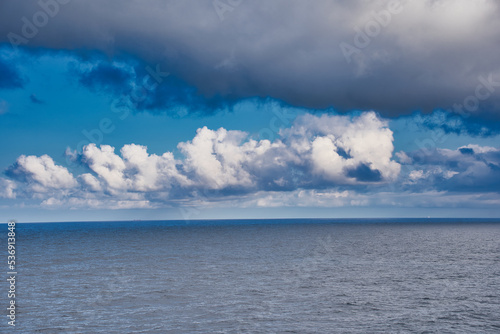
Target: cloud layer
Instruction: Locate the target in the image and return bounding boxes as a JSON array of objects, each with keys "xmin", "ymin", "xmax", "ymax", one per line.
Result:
[
  {"xmin": 1, "ymin": 0, "xmax": 500, "ymax": 119},
  {"xmin": 3, "ymin": 111, "xmax": 500, "ymax": 212},
  {"xmin": 4, "ymin": 112, "xmax": 403, "ymax": 207},
  {"xmin": 400, "ymin": 144, "xmax": 500, "ymax": 192}
]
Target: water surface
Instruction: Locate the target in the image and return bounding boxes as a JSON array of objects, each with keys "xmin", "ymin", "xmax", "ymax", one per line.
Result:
[{"xmin": 8, "ymin": 219, "xmax": 500, "ymax": 333}]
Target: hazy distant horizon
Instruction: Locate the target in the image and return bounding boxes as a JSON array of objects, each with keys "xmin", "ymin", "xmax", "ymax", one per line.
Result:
[{"xmin": 5, "ymin": 217, "xmax": 500, "ymax": 224}]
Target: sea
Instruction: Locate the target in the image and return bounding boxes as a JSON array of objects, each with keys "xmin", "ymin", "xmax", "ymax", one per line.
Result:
[{"xmin": 4, "ymin": 218, "xmax": 500, "ymax": 333}]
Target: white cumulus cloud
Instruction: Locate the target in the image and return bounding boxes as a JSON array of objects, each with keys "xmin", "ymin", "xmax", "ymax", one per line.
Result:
[
  {"xmin": 7, "ymin": 155, "xmax": 77, "ymax": 192},
  {"xmin": 4, "ymin": 111, "xmax": 403, "ymax": 208},
  {"xmin": 0, "ymin": 178, "xmax": 16, "ymax": 199},
  {"xmin": 283, "ymin": 112, "xmax": 401, "ymax": 183},
  {"xmin": 81, "ymin": 143, "xmax": 190, "ymax": 194}
]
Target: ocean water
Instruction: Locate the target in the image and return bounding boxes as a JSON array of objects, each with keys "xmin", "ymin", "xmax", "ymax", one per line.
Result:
[{"xmin": 6, "ymin": 219, "xmax": 500, "ymax": 333}]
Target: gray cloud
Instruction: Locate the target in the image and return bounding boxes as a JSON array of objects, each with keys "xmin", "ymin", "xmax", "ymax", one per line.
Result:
[
  {"xmin": 1, "ymin": 0, "xmax": 500, "ymax": 119},
  {"xmin": 401, "ymin": 109, "xmax": 500, "ymax": 138},
  {"xmin": 69, "ymin": 56, "xmax": 236, "ymax": 115},
  {"xmin": 399, "ymin": 144, "xmax": 500, "ymax": 193},
  {"xmin": 0, "ymin": 56, "xmax": 25, "ymax": 89}
]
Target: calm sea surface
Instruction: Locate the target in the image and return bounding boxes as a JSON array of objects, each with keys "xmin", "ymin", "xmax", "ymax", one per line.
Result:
[{"xmin": 5, "ymin": 219, "xmax": 500, "ymax": 333}]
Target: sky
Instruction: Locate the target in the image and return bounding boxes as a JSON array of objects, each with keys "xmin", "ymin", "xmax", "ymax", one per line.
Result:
[{"xmin": 0, "ymin": 0, "xmax": 500, "ymax": 222}]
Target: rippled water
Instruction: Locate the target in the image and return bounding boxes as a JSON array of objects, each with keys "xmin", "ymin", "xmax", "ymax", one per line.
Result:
[{"xmin": 8, "ymin": 219, "xmax": 500, "ymax": 333}]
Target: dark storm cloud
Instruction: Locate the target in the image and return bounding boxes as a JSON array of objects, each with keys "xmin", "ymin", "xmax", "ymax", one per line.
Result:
[
  {"xmin": 0, "ymin": 57, "xmax": 24, "ymax": 89},
  {"xmin": 78, "ymin": 62, "xmax": 134, "ymax": 94},
  {"xmin": 72, "ymin": 56, "xmax": 237, "ymax": 115},
  {"xmin": 1, "ymin": 0, "xmax": 500, "ymax": 119},
  {"xmin": 404, "ymin": 110, "xmax": 500, "ymax": 137}
]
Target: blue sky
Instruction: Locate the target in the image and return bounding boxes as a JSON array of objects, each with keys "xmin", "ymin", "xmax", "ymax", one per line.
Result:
[{"xmin": 1, "ymin": 0, "xmax": 500, "ymax": 222}]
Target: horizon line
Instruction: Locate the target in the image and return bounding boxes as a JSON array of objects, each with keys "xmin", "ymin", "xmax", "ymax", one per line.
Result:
[{"xmin": 3, "ymin": 217, "xmax": 500, "ymax": 224}]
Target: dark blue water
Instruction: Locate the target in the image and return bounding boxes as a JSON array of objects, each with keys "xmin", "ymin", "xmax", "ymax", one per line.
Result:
[{"xmin": 4, "ymin": 219, "xmax": 500, "ymax": 333}]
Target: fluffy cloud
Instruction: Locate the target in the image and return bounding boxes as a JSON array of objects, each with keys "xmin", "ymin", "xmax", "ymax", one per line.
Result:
[
  {"xmin": 177, "ymin": 111, "xmax": 400, "ymax": 192},
  {"xmin": 4, "ymin": 111, "xmax": 500, "ymax": 210},
  {"xmin": 6, "ymin": 154, "xmax": 77, "ymax": 193},
  {"xmin": 4, "ymin": 112, "xmax": 400, "ymax": 207},
  {"xmin": 2, "ymin": 0, "xmax": 500, "ymax": 120},
  {"xmin": 81, "ymin": 143, "xmax": 191, "ymax": 194},
  {"xmin": 75, "ymin": 111, "xmax": 399, "ymax": 198},
  {"xmin": 283, "ymin": 112, "xmax": 400, "ymax": 183},
  {"xmin": 179, "ymin": 127, "xmax": 253, "ymax": 189},
  {"xmin": 0, "ymin": 178, "xmax": 16, "ymax": 199},
  {"xmin": 179, "ymin": 126, "xmax": 295, "ymax": 190}
]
